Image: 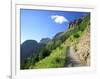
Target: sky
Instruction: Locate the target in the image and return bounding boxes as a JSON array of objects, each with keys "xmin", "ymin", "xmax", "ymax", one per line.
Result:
[{"xmin": 20, "ymin": 9, "xmax": 89, "ymax": 43}]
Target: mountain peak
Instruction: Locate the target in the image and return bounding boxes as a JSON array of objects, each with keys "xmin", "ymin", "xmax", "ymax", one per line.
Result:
[{"xmin": 40, "ymin": 38, "xmax": 51, "ymax": 44}]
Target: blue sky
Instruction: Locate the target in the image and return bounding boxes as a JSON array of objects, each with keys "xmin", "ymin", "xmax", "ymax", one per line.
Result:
[{"xmin": 20, "ymin": 9, "xmax": 89, "ymax": 43}]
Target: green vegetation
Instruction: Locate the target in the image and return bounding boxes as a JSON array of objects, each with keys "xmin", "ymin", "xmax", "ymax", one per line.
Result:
[
  {"xmin": 21, "ymin": 14, "xmax": 90, "ymax": 69},
  {"xmin": 33, "ymin": 44, "xmax": 69, "ymax": 68}
]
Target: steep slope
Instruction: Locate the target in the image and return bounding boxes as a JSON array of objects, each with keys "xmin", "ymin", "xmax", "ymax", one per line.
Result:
[
  {"xmin": 30, "ymin": 14, "xmax": 90, "ymax": 68},
  {"xmin": 73, "ymin": 25, "xmax": 90, "ymax": 66},
  {"xmin": 65, "ymin": 25, "xmax": 90, "ymax": 67}
]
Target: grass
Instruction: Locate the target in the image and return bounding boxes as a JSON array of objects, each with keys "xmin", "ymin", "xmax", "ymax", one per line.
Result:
[{"xmin": 32, "ymin": 44, "xmax": 69, "ymax": 68}]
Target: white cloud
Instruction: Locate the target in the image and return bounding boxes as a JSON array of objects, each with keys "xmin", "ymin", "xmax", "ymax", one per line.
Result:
[{"xmin": 51, "ymin": 15, "xmax": 69, "ymax": 24}]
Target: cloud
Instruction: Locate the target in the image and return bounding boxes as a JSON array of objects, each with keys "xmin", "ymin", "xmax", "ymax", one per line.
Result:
[{"xmin": 51, "ymin": 15, "xmax": 69, "ymax": 24}]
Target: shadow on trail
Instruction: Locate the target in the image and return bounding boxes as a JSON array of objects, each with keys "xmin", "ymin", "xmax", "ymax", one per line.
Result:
[{"xmin": 64, "ymin": 46, "xmax": 83, "ymax": 67}]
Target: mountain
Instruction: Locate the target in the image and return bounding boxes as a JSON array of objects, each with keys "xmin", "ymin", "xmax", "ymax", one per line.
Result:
[
  {"xmin": 53, "ymin": 32, "xmax": 63, "ymax": 40},
  {"xmin": 20, "ymin": 38, "xmax": 50, "ymax": 69},
  {"xmin": 21, "ymin": 14, "xmax": 90, "ymax": 69},
  {"xmin": 21, "ymin": 40, "xmax": 39, "ymax": 64},
  {"xmin": 32, "ymin": 15, "xmax": 90, "ymax": 68},
  {"xmin": 40, "ymin": 38, "xmax": 51, "ymax": 44}
]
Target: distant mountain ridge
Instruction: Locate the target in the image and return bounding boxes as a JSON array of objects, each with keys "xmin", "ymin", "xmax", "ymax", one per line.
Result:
[
  {"xmin": 21, "ymin": 40, "xmax": 38, "ymax": 64},
  {"xmin": 21, "ymin": 38, "xmax": 51, "ymax": 66},
  {"xmin": 40, "ymin": 38, "xmax": 51, "ymax": 44}
]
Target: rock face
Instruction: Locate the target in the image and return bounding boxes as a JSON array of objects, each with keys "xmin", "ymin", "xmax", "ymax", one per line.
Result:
[
  {"xmin": 69, "ymin": 18, "xmax": 83, "ymax": 29},
  {"xmin": 74, "ymin": 25, "xmax": 90, "ymax": 66},
  {"xmin": 65, "ymin": 25, "xmax": 90, "ymax": 67}
]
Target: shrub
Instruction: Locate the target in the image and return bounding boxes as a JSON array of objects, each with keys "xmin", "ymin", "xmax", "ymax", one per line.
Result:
[
  {"xmin": 73, "ymin": 33, "xmax": 80, "ymax": 38},
  {"xmin": 55, "ymin": 57, "xmax": 61, "ymax": 63}
]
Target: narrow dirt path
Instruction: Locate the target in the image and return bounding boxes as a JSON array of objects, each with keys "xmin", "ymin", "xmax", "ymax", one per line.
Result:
[{"xmin": 65, "ymin": 46, "xmax": 82, "ymax": 67}]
